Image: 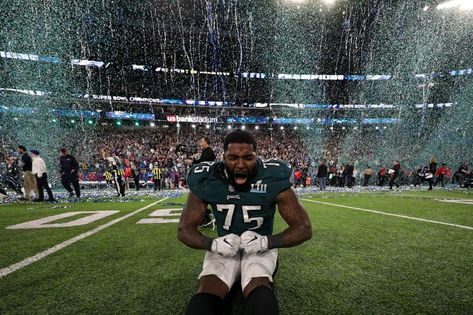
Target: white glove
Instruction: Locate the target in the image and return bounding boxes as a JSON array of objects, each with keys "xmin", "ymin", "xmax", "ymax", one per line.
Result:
[
  {"xmin": 240, "ymin": 231, "xmax": 268, "ymax": 254},
  {"xmin": 211, "ymin": 234, "xmax": 240, "ymax": 257}
]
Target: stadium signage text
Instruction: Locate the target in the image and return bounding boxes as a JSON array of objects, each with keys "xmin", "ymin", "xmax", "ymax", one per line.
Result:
[{"xmin": 167, "ymin": 115, "xmax": 218, "ymax": 123}]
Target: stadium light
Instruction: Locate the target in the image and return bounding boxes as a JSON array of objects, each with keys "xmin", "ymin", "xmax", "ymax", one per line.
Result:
[
  {"xmin": 71, "ymin": 59, "xmax": 104, "ymax": 68},
  {"xmin": 460, "ymin": 1, "xmax": 473, "ymax": 10},
  {"xmin": 437, "ymin": 0, "xmax": 473, "ymax": 10},
  {"xmin": 354, "ymin": 126, "xmax": 358, "ymax": 130},
  {"xmin": 52, "ymin": 118, "xmax": 57, "ymax": 123},
  {"xmin": 375, "ymin": 126, "xmax": 380, "ymax": 130},
  {"xmin": 330, "ymin": 126, "xmax": 334, "ymax": 130},
  {"xmin": 241, "ymin": 125, "xmax": 246, "ymax": 130},
  {"xmin": 383, "ymin": 126, "xmax": 387, "ymax": 129},
  {"xmin": 205, "ymin": 124, "xmax": 210, "ymax": 129},
  {"xmin": 13, "ymin": 117, "xmax": 18, "ymax": 121},
  {"xmin": 255, "ymin": 125, "xmax": 259, "ymax": 130},
  {"xmin": 227, "ymin": 125, "xmax": 232, "ymax": 129},
  {"xmin": 423, "ymin": 5, "xmax": 430, "ymax": 11},
  {"xmin": 342, "ymin": 126, "xmax": 346, "ymax": 130},
  {"xmin": 70, "ymin": 119, "xmax": 76, "ymax": 124},
  {"xmin": 116, "ymin": 120, "xmax": 122, "ymax": 126},
  {"xmin": 191, "ymin": 124, "xmax": 196, "ymax": 128},
  {"xmin": 134, "ymin": 121, "xmax": 140, "ymax": 127},
  {"xmin": 150, "ymin": 122, "xmax": 156, "ymax": 127},
  {"xmin": 322, "ymin": 0, "xmax": 336, "ymax": 5},
  {"xmin": 293, "ymin": 126, "xmax": 298, "ymax": 130},
  {"xmin": 176, "ymin": 123, "xmax": 180, "ymax": 128},
  {"xmin": 306, "ymin": 126, "xmax": 310, "ymax": 130},
  {"xmin": 280, "ymin": 126, "xmax": 284, "ymax": 130},
  {"xmin": 87, "ymin": 119, "xmax": 94, "ymax": 125}
]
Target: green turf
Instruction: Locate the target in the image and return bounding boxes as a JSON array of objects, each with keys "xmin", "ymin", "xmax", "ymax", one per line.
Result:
[{"xmin": 0, "ymin": 190, "xmax": 472, "ymax": 314}]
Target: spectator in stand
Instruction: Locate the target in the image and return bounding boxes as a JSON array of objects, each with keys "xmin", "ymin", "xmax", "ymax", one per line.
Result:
[
  {"xmin": 131, "ymin": 161, "xmax": 141, "ymax": 191},
  {"xmin": 337, "ymin": 164, "xmax": 345, "ymax": 187},
  {"xmin": 124, "ymin": 160, "xmax": 132, "ymax": 189},
  {"xmin": 435, "ymin": 163, "xmax": 449, "ymax": 187},
  {"xmin": 389, "ymin": 160, "xmax": 401, "ymax": 189},
  {"xmin": 378, "ymin": 166, "xmax": 386, "ymax": 186},
  {"xmin": 30, "ymin": 150, "xmax": 55, "ymax": 202},
  {"xmin": 317, "ymin": 159, "xmax": 328, "ymax": 191},
  {"xmin": 17, "ymin": 145, "xmax": 38, "ymax": 201},
  {"xmin": 363, "ymin": 166, "xmax": 374, "ymax": 186},
  {"xmin": 454, "ymin": 161, "xmax": 470, "ymax": 184},
  {"xmin": 346, "ymin": 162, "xmax": 354, "ymax": 188},
  {"xmin": 427, "ymin": 157, "xmax": 437, "ymax": 191},
  {"xmin": 293, "ymin": 169, "xmax": 302, "ymax": 188},
  {"xmin": 59, "ymin": 148, "xmax": 81, "ymax": 198},
  {"xmin": 301, "ymin": 163, "xmax": 309, "ymax": 188}
]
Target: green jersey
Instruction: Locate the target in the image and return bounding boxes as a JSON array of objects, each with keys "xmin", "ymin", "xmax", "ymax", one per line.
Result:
[{"xmin": 187, "ymin": 159, "xmax": 293, "ymax": 237}]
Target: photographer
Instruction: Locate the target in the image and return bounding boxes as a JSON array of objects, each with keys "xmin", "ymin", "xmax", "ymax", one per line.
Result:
[{"xmin": 4, "ymin": 156, "xmax": 23, "ymax": 195}]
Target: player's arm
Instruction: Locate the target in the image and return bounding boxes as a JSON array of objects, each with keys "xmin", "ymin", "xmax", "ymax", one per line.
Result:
[
  {"xmin": 240, "ymin": 187, "xmax": 312, "ymax": 254},
  {"xmin": 269, "ymin": 187, "xmax": 312, "ymax": 248},
  {"xmin": 177, "ymin": 191, "xmax": 211, "ymax": 250}
]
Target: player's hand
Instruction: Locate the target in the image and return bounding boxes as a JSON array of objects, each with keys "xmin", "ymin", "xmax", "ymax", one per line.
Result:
[
  {"xmin": 240, "ymin": 231, "xmax": 268, "ymax": 254},
  {"xmin": 211, "ymin": 234, "xmax": 240, "ymax": 257}
]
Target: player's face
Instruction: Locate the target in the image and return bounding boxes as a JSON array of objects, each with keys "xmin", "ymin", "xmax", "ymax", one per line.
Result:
[{"xmin": 224, "ymin": 143, "xmax": 257, "ymax": 186}]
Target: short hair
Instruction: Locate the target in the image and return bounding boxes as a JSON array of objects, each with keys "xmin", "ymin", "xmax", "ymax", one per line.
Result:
[
  {"xmin": 60, "ymin": 148, "xmax": 67, "ymax": 153},
  {"xmin": 224, "ymin": 129, "xmax": 257, "ymax": 151},
  {"xmin": 202, "ymin": 137, "xmax": 211, "ymax": 145},
  {"xmin": 18, "ymin": 145, "xmax": 26, "ymax": 151}
]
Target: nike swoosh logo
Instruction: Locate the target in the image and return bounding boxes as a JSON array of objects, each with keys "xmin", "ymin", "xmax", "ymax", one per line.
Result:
[
  {"xmin": 247, "ymin": 236, "xmax": 258, "ymax": 243},
  {"xmin": 223, "ymin": 238, "xmax": 233, "ymax": 247}
]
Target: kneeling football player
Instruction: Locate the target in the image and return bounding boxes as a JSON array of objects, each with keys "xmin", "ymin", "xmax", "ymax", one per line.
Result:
[{"xmin": 178, "ymin": 130, "xmax": 312, "ymax": 315}]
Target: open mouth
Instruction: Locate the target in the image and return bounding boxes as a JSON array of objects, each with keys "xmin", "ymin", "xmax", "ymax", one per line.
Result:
[{"xmin": 234, "ymin": 171, "xmax": 248, "ymax": 185}]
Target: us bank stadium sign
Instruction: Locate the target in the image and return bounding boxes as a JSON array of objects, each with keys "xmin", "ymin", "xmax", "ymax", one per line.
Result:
[{"xmin": 166, "ymin": 115, "xmax": 218, "ymax": 123}]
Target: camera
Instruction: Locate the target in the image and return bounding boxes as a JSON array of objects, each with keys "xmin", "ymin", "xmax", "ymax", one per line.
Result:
[{"xmin": 176, "ymin": 144, "xmax": 198, "ymax": 155}]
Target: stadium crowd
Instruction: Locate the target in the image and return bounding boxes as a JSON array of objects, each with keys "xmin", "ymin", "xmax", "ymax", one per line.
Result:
[{"xmin": 1, "ymin": 125, "xmax": 472, "ymax": 201}]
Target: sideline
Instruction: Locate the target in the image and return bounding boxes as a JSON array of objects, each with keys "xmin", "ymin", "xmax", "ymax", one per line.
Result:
[
  {"xmin": 0, "ymin": 197, "xmax": 169, "ymax": 278},
  {"xmin": 302, "ymin": 198, "xmax": 473, "ymax": 231}
]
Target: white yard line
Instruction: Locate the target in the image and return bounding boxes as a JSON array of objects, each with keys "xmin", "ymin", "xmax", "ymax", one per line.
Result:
[
  {"xmin": 302, "ymin": 198, "xmax": 473, "ymax": 231},
  {"xmin": 0, "ymin": 197, "xmax": 169, "ymax": 279}
]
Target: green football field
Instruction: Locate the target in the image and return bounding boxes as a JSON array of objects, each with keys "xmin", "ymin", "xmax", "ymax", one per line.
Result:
[{"xmin": 1, "ymin": 189, "xmax": 472, "ymax": 314}]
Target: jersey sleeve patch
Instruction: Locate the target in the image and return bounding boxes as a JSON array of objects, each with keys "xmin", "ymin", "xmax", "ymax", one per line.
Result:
[
  {"xmin": 187, "ymin": 162, "xmax": 215, "ymax": 202},
  {"xmin": 261, "ymin": 159, "xmax": 293, "ymax": 194}
]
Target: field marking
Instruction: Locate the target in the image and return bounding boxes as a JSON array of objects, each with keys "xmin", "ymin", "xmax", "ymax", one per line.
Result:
[
  {"xmin": 400, "ymin": 194, "xmax": 473, "ymax": 200},
  {"xmin": 136, "ymin": 208, "xmax": 182, "ymax": 224},
  {"xmin": 302, "ymin": 198, "xmax": 473, "ymax": 231},
  {"xmin": 6, "ymin": 211, "xmax": 120, "ymax": 229},
  {"xmin": 438, "ymin": 199, "xmax": 473, "ymax": 205},
  {"xmin": 0, "ymin": 197, "xmax": 169, "ymax": 279}
]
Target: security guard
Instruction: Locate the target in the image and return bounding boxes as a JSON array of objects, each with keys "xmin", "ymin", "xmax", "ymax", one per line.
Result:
[
  {"xmin": 152, "ymin": 164, "xmax": 162, "ymax": 191},
  {"xmin": 108, "ymin": 156, "xmax": 125, "ymax": 197}
]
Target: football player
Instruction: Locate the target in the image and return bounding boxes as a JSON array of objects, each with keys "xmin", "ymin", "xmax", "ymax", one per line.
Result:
[{"xmin": 178, "ymin": 129, "xmax": 312, "ymax": 315}]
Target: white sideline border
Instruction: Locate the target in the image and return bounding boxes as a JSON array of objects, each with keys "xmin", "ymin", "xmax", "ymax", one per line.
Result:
[
  {"xmin": 0, "ymin": 197, "xmax": 169, "ymax": 279},
  {"xmin": 302, "ymin": 198, "xmax": 473, "ymax": 231}
]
